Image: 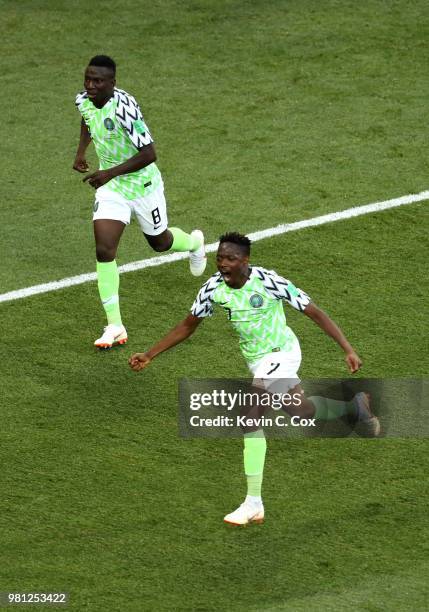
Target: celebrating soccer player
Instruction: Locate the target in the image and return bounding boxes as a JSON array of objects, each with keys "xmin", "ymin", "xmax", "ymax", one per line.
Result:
[
  {"xmin": 129, "ymin": 232, "xmax": 380, "ymax": 526},
  {"xmin": 73, "ymin": 55, "xmax": 206, "ymax": 348}
]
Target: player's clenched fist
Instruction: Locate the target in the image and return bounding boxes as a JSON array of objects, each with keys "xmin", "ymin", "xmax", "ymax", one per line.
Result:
[
  {"xmin": 345, "ymin": 351, "xmax": 362, "ymax": 374},
  {"xmin": 129, "ymin": 353, "xmax": 152, "ymax": 371},
  {"xmin": 73, "ymin": 156, "xmax": 89, "ymax": 173},
  {"xmin": 83, "ymin": 169, "xmax": 113, "ymax": 188}
]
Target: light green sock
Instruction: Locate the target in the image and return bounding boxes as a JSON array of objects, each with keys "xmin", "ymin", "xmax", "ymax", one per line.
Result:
[
  {"xmin": 243, "ymin": 430, "xmax": 267, "ymax": 497},
  {"xmin": 309, "ymin": 396, "xmax": 357, "ymax": 421},
  {"xmin": 96, "ymin": 260, "xmax": 122, "ymax": 326},
  {"xmin": 168, "ymin": 227, "xmax": 200, "ymax": 252}
]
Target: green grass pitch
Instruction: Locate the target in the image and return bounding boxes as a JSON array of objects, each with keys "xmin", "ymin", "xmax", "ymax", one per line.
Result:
[{"xmin": 1, "ymin": 1, "xmax": 428, "ymax": 610}]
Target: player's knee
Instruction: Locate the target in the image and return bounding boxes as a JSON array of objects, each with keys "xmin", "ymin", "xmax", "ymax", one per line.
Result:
[
  {"xmin": 96, "ymin": 244, "xmax": 116, "ymax": 262},
  {"xmin": 292, "ymin": 398, "xmax": 315, "ymax": 419},
  {"xmin": 151, "ymin": 242, "xmax": 169, "ymax": 253},
  {"xmin": 281, "ymin": 397, "xmax": 314, "ymax": 419},
  {"xmin": 147, "ymin": 235, "xmax": 171, "ymax": 252}
]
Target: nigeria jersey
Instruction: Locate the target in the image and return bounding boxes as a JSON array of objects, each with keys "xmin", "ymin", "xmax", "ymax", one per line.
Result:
[
  {"xmin": 75, "ymin": 88, "xmax": 162, "ymax": 200},
  {"xmin": 191, "ymin": 266, "xmax": 311, "ymax": 364}
]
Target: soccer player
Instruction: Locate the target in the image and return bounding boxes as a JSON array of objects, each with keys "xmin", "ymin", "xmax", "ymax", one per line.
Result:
[
  {"xmin": 73, "ymin": 55, "xmax": 206, "ymax": 348},
  {"xmin": 129, "ymin": 232, "xmax": 380, "ymax": 525}
]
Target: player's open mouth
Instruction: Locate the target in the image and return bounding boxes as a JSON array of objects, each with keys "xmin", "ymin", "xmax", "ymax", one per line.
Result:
[{"xmin": 221, "ymin": 271, "xmax": 232, "ymax": 281}]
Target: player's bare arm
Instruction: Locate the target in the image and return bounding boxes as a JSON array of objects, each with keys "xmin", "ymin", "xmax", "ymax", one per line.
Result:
[
  {"xmin": 303, "ymin": 302, "xmax": 362, "ymax": 373},
  {"xmin": 129, "ymin": 314, "xmax": 203, "ymax": 371},
  {"xmin": 73, "ymin": 119, "xmax": 91, "ymax": 173},
  {"xmin": 83, "ymin": 143, "xmax": 157, "ymax": 189}
]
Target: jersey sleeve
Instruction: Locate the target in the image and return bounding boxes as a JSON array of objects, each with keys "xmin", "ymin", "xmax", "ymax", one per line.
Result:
[
  {"xmin": 255, "ymin": 267, "xmax": 311, "ymax": 312},
  {"xmin": 75, "ymin": 91, "xmax": 88, "ymax": 112},
  {"xmin": 115, "ymin": 89, "xmax": 154, "ymax": 149},
  {"xmin": 190, "ymin": 273, "xmax": 222, "ymax": 318}
]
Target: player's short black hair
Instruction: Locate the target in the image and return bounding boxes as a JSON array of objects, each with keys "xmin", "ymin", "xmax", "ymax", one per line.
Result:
[
  {"xmin": 88, "ymin": 55, "xmax": 116, "ymax": 75},
  {"xmin": 219, "ymin": 232, "xmax": 251, "ymax": 256}
]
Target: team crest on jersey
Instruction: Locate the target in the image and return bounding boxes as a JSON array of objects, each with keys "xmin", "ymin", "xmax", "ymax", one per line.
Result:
[
  {"xmin": 104, "ymin": 118, "xmax": 115, "ymax": 131},
  {"xmin": 249, "ymin": 293, "xmax": 264, "ymax": 308}
]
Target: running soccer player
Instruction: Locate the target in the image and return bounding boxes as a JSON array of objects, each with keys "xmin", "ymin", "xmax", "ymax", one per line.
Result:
[
  {"xmin": 129, "ymin": 232, "xmax": 380, "ymax": 526},
  {"xmin": 73, "ymin": 55, "xmax": 206, "ymax": 348}
]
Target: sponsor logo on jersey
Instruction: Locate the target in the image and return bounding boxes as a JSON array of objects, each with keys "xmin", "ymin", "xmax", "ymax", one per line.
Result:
[
  {"xmin": 94, "ymin": 201, "xmax": 99, "ymax": 212},
  {"xmin": 249, "ymin": 294, "xmax": 264, "ymax": 308},
  {"xmin": 104, "ymin": 117, "xmax": 115, "ymax": 131}
]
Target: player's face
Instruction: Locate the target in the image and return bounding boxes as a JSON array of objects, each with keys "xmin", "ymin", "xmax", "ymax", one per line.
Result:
[
  {"xmin": 84, "ymin": 66, "xmax": 115, "ymax": 107},
  {"xmin": 216, "ymin": 242, "xmax": 249, "ymax": 288}
]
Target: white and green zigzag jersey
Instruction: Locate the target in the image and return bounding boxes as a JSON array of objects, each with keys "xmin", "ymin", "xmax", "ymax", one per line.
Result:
[
  {"xmin": 191, "ymin": 266, "xmax": 311, "ymax": 364},
  {"xmin": 75, "ymin": 88, "xmax": 162, "ymax": 200}
]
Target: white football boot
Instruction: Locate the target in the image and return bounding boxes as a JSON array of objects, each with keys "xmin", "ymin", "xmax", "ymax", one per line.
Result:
[
  {"xmin": 94, "ymin": 324, "xmax": 128, "ymax": 349},
  {"xmin": 354, "ymin": 392, "xmax": 381, "ymax": 437},
  {"xmin": 189, "ymin": 230, "xmax": 207, "ymax": 277},
  {"xmin": 224, "ymin": 501, "xmax": 265, "ymax": 526}
]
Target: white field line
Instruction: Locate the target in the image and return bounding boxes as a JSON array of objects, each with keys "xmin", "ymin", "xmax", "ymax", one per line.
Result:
[{"xmin": 1, "ymin": 190, "xmax": 428, "ymax": 305}]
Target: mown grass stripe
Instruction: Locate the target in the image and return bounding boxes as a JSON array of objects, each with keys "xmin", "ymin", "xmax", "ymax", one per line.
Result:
[{"xmin": 1, "ymin": 190, "xmax": 427, "ymax": 304}]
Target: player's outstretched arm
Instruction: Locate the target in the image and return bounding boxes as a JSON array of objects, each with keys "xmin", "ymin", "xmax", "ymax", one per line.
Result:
[
  {"xmin": 129, "ymin": 314, "xmax": 203, "ymax": 372},
  {"xmin": 83, "ymin": 143, "xmax": 157, "ymax": 189},
  {"xmin": 73, "ymin": 119, "xmax": 91, "ymax": 173},
  {"xmin": 303, "ymin": 302, "xmax": 362, "ymax": 373}
]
